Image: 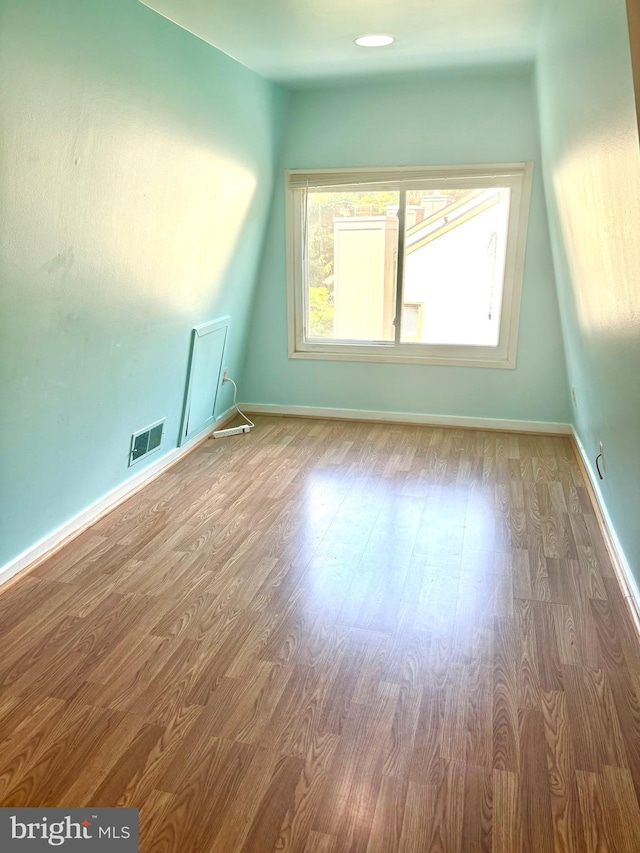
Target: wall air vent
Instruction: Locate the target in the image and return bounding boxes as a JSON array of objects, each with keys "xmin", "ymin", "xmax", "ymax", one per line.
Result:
[{"xmin": 129, "ymin": 418, "xmax": 165, "ymax": 467}]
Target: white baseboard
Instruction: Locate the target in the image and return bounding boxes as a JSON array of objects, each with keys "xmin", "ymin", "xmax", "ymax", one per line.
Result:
[
  {"xmin": 571, "ymin": 427, "xmax": 640, "ymax": 633},
  {"xmin": 241, "ymin": 402, "xmax": 573, "ymax": 435},
  {"xmin": 0, "ymin": 407, "xmax": 235, "ymax": 591}
]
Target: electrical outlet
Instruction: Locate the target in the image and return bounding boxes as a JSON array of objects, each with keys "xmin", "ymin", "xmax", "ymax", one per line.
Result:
[
  {"xmin": 571, "ymin": 385, "xmax": 577, "ymax": 407},
  {"xmin": 599, "ymin": 441, "xmax": 605, "ymax": 473},
  {"xmin": 221, "ymin": 368, "xmax": 229, "ymax": 384}
]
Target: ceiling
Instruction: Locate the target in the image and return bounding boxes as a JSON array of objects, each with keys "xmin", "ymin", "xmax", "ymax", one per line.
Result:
[{"xmin": 139, "ymin": 0, "xmax": 545, "ymax": 85}]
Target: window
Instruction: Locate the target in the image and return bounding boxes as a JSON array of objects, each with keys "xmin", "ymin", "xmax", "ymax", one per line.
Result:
[{"xmin": 286, "ymin": 163, "xmax": 533, "ymax": 368}]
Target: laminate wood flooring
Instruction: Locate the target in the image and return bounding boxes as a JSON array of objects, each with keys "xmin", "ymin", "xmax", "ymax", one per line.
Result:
[{"xmin": 1, "ymin": 416, "xmax": 640, "ymax": 851}]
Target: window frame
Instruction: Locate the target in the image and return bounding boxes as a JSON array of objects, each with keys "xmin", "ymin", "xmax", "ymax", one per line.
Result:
[{"xmin": 285, "ymin": 163, "xmax": 534, "ymax": 369}]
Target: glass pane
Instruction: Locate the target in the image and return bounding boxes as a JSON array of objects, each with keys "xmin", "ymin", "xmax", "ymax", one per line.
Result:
[
  {"xmin": 400, "ymin": 188, "xmax": 511, "ymax": 346},
  {"xmin": 306, "ymin": 190, "xmax": 400, "ymax": 341}
]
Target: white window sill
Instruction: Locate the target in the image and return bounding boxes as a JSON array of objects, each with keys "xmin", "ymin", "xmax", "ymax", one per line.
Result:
[{"xmin": 289, "ymin": 344, "xmax": 516, "ymax": 369}]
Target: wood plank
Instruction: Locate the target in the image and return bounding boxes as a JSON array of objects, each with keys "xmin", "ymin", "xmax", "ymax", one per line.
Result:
[
  {"xmin": 492, "ymin": 769, "xmax": 520, "ymax": 853},
  {"xmin": 461, "ymin": 764, "xmax": 492, "ymax": 853},
  {"xmin": 575, "ymin": 770, "xmax": 614, "ymax": 853},
  {"xmin": 540, "ymin": 689, "xmax": 585, "ymax": 852},
  {"xmin": 493, "ymin": 618, "xmax": 519, "ymax": 772},
  {"xmin": 366, "ymin": 775, "xmax": 408, "ymax": 853},
  {"xmin": 518, "ymin": 708, "xmax": 554, "ymax": 853}
]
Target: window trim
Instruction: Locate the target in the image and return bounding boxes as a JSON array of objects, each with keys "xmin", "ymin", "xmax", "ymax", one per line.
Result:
[{"xmin": 285, "ymin": 163, "xmax": 533, "ymax": 369}]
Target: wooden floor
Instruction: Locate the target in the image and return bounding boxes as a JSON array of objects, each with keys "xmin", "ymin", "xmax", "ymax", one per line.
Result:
[{"xmin": 1, "ymin": 416, "xmax": 640, "ymax": 851}]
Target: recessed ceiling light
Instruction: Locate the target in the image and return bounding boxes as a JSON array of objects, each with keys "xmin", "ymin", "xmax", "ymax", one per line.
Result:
[{"xmin": 354, "ymin": 34, "xmax": 395, "ymax": 48}]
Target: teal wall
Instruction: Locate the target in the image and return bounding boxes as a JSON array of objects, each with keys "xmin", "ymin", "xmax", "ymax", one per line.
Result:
[
  {"xmin": 536, "ymin": 0, "xmax": 640, "ymax": 578},
  {"xmin": 0, "ymin": 0, "xmax": 288, "ymax": 567},
  {"xmin": 242, "ymin": 68, "xmax": 571, "ymax": 425}
]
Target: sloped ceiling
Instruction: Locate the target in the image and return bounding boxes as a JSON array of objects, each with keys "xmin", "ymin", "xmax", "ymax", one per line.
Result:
[{"xmin": 139, "ymin": 0, "xmax": 544, "ymax": 84}]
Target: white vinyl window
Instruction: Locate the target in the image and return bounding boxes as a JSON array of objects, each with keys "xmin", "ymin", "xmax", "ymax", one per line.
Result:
[{"xmin": 286, "ymin": 163, "xmax": 533, "ymax": 368}]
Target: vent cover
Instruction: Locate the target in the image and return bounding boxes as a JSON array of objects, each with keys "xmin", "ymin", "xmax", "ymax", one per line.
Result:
[{"xmin": 129, "ymin": 418, "xmax": 165, "ymax": 466}]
